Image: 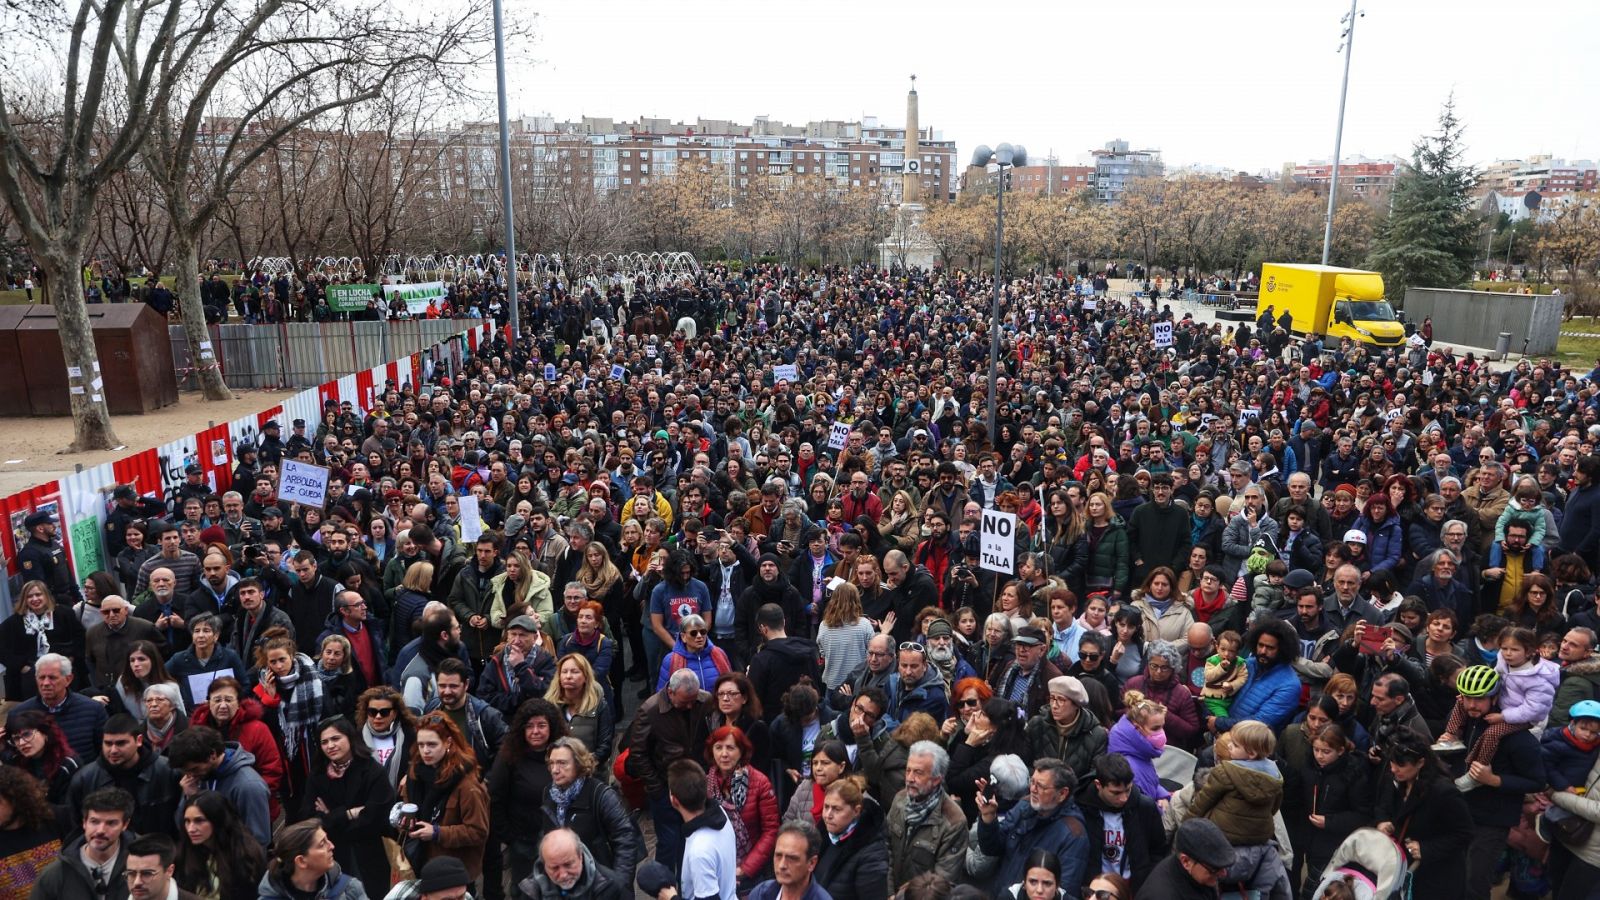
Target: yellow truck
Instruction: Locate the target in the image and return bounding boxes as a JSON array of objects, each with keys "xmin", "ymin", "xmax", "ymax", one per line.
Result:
[{"xmin": 1256, "ymin": 263, "xmax": 1404, "ymax": 347}]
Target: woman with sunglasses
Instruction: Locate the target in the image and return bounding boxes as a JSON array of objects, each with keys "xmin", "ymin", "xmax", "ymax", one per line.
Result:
[
  {"xmin": 356, "ymin": 685, "xmax": 416, "ymax": 788},
  {"xmin": 1373, "ymin": 730, "xmax": 1473, "ymax": 897},
  {"xmin": 299, "ymin": 716, "xmax": 394, "ymax": 888},
  {"xmin": 945, "ymin": 696, "xmax": 1027, "ymax": 821},
  {"xmin": 654, "ymin": 613, "xmax": 732, "ymax": 693}
]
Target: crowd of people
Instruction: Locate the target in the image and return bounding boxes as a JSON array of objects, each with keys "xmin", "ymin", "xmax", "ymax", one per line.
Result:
[{"xmin": 3, "ymin": 260, "xmax": 1600, "ymax": 900}]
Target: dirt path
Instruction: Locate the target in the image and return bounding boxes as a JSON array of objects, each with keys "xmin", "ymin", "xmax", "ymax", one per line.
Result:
[{"xmin": 0, "ymin": 388, "xmax": 297, "ymax": 497}]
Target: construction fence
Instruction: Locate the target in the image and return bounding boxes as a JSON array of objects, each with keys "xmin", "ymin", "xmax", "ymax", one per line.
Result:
[
  {"xmin": 169, "ymin": 319, "xmax": 490, "ymax": 389},
  {"xmin": 0, "ymin": 320, "xmax": 497, "ymax": 608}
]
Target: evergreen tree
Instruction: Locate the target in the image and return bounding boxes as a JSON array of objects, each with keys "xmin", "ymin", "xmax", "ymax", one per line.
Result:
[{"xmin": 1367, "ymin": 97, "xmax": 1479, "ymax": 302}]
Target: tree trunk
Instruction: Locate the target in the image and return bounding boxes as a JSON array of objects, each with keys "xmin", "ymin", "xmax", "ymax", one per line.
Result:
[
  {"xmin": 173, "ymin": 232, "xmax": 234, "ymax": 401},
  {"xmin": 40, "ymin": 249, "xmax": 122, "ymax": 452}
]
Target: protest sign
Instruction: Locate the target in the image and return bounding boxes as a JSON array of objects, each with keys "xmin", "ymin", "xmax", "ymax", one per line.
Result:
[{"xmin": 279, "ymin": 460, "xmax": 329, "ymax": 507}]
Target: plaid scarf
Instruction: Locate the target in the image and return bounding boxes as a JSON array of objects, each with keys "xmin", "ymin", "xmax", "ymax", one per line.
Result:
[
  {"xmin": 268, "ymin": 655, "xmax": 325, "ymax": 764},
  {"xmin": 902, "ymin": 786, "xmax": 945, "ymax": 832},
  {"xmin": 707, "ymin": 765, "xmax": 751, "ymax": 861}
]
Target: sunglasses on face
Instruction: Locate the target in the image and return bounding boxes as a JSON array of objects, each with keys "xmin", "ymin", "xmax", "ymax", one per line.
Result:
[
  {"xmin": 367, "ymin": 706, "xmax": 394, "ymax": 717},
  {"xmin": 684, "ymin": 629, "xmax": 706, "ymax": 637}
]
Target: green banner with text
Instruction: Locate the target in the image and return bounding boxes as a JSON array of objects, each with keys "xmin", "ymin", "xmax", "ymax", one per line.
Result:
[{"xmin": 328, "ymin": 283, "xmax": 380, "ymax": 313}]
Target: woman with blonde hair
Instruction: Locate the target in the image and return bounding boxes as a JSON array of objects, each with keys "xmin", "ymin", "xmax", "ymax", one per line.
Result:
[
  {"xmin": 878, "ymin": 490, "xmax": 922, "ymax": 553},
  {"xmin": 817, "ymin": 582, "xmax": 875, "ymax": 691},
  {"xmin": 490, "ymin": 549, "xmax": 553, "ymax": 627},
  {"xmin": 397, "ymin": 710, "xmax": 490, "ymax": 879},
  {"xmin": 314, "ymin": 632, "xmax": 363, "ymax": 720},
  {"xmin": 390, "ymin": 559, "xmax": 435, "ymax": 659},
  {"xmin": 0, "ymin": 580, "xmax": 86, "ymax": 703},
  {"xmin": 544, "ymin": 652, "xmax": 616, "ymax": 766}
]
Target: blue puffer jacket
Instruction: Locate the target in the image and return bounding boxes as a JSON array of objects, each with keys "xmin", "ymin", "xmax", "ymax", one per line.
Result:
[
  {"xmin": 1216, "ymin": 656, "xmax": 1302, "ymax": 732},
  {"xmin": 1357, "ymin": 513, "xmax": 1404, "ymax": 575}
]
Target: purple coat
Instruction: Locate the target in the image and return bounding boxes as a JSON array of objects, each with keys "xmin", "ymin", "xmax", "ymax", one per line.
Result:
[{"xmin": 1108, "ymin": 715, "xmax": 1170, "ymax": 800}]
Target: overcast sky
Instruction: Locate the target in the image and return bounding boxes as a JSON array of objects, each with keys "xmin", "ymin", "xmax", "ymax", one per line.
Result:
[{"xmin": 499, "ymin": 0, "xmax": 1595, "ymax": 173}]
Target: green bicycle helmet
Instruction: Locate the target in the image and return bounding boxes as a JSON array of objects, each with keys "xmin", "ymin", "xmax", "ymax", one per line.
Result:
[{"xmin": 1456, "ymin": 665, "xmax": 1501, "ymax": 698}]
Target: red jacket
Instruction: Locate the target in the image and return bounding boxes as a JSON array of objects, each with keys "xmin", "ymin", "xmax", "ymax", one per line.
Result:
[
  {"xmin": 729, "ymin": 765, "xmax": 781, "ymax": 878},
  {"xmin": 840, "ymin": 490, "xmax": 883, "ymax": 525},
  {"xmin": 190, "ymin": 696, "xmax": 285, "ymax": 816}
]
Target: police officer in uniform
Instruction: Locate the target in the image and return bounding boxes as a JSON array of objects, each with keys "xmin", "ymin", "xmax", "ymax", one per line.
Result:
[
  {"xmin": 17, "ymin": 510, "xmax": 79, "ymax": 603},
  {"xmin": 229, "ymin": 443, "xmax": 259, "ymax": 496},
  {"xmin": 172, "ymin": 463, "xmax": 212, "ymax": 513},
  {"xmin": 258, "ymin": 420, "xmax": 286, "ymax": 468},
  {"xmin": 105, "ymin": 484, "xmax": 165, "ymax": 558},
  {"xmin": 285, "ymin": 418, "xmax": 314, "ymax": 457}
]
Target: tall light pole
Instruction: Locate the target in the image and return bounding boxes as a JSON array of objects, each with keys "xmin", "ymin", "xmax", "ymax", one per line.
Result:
[
  {"xmin": 970, "ymin": 142, "xmax": 1027, "ymax": 445},
  {"xmin": 492, "ymin": 0, "xmax": 519, "ymax": 338},
  {"xmin": 1321, "ymin": 0, "xmax": 1362, "ymax": 265}
]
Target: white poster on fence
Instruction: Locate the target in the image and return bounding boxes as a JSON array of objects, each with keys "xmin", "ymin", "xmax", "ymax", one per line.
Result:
[
  {"xmin": 279, "ymin": 460, "xmax": 330, "ymax": 508},
  {"xmin": 980, "ymin": 509, "xmax": 1017, "ymax": 574},
  {"xmin": 382, "ymin": 282, "xmax": 448, "ymax": 315}
]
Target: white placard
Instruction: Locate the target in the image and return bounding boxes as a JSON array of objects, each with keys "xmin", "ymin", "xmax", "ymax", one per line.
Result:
[
  {"xmin": 458, "ymin": 495, "xmax": 483, "ymax": 542},
  {"xmin": 1083, "ymin": 299, "xmax": 1098, "ymax": 311},
  {"xmin": 827, "ymin": 421, "xmax": 852, "ymax": 451},
  {"xmin": 980, "ymin": 509, "xmax": 1017, "ymax": 574},
  {"xmin": 773, "ymin": 363, "xmax": 798, "ymax": 383},
  {"xmin": 544, "ymin": 363, "xmax": 557, "ymax": 381},
  {"xmin": 646, "ymin": 345, "xmax": 657, "ymax": 359},
  {"xmin": 279, "ymin": 459, "xmax": 330, "ymax": 507},
  {"xmin": 1153, "ymin": 322, "xmax": 1173, "ymax": 348},
  {"xmin": 609, "ymin": 364, "xmax": 626, "ymax": 381}
]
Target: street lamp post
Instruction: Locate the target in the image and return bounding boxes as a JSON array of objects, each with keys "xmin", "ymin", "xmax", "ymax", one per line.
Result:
[
  {"xmin": 1321, "ymin": 0, "xmax": 1362, "ymax": 265},
  {"xmin": 492, "ymin": 0, "xmax": 518, "ymax": 338},
  {"xmin": 969, "ymin": 143, "xmax": 1027, "ymax": 445}
]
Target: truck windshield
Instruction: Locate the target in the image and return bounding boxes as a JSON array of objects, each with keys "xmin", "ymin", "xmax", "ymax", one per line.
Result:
[{"xmin": 1342, "ymin": 300, "xmax": 1396, "ymax": 322}]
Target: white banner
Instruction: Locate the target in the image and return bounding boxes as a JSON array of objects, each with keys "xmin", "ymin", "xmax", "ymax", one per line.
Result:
[
  {"xmin": 279, "ymin": 460, "xmax": 329, "ymax": 508},
  {"xmin": 382, "ymin": 281, "xmax": 447, "ymax": 315},
  {"xmin": 773, "ymin": 363, "xmax": 798, "ymax": 383},
  {"xmin": 980, "ymin": 509, "xmax": 1017, "ymax": 574}
]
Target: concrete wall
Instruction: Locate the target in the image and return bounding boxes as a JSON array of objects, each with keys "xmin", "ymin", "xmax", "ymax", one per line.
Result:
[{"xmin": 1401, "ymin": 287, "xmax": 1565, "ymax": 355}]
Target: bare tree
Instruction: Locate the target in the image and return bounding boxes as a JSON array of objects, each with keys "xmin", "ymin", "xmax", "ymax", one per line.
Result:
[
  {"xmin": 139, "ymin": 0, "xmax": 496, "ymax": 400},
  {"xmin": 0, "ymin": 0, "xmax": 204, "ymax": 449}
]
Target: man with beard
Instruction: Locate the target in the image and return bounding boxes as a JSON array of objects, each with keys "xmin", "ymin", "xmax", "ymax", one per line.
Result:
[
  {"xmin": 32, "ymin": 787, "xmax": 136, "ymax": 900},
  {"xmin": 973, "ymin": 758, "xmax": 1090, "ymax": 897},
  {"xmin": 736, "ymin": 554, "xmax": 804, "ymax": 663},
  {"xmin": 746, "ymin": 604, "xmax": 823, "ymax": 724},
  {"xmin": 400, "ymin": 606, "xmax": 464, "ymax": 715},
  {"xmin": 888, "ymin": 642, "xmax": 949, "ymax": 722},
  {"xmin": 512, "ymin": 829, "xmax": 629, "ymax": 900},
  {"xmin": 316, "ymin": 528, "xmax": 374, "ymax": 584},
  {"xmin": 67, "ymin": 715, "xmax": 183, "ymax": 839},
  {"xmin": 924, "ymin": 618, "xmax": 976, "ymax": 699},
  {"xmin": 136, "ymin": 566, "xmax": 193, "ymax": 653},
  {"xmin": 224, "ymin": 578, "xmax": 294, "ymax": 663},
  {"xmin": 885, "ymin": 740, "xmax": 967, "ymax": 887}
]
